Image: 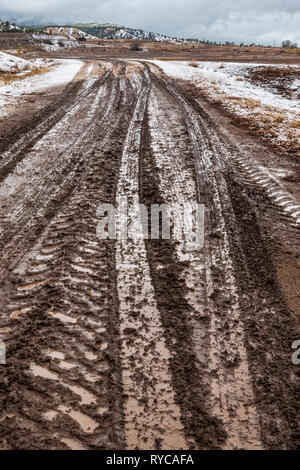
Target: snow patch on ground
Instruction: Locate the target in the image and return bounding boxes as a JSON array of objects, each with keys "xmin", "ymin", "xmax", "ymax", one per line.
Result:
[
  {"xmin": 148, "ymin": 60, "xmax": 300, "ymax": 152},
  {"xmin": 0, "ymin": 53, "xmax": 83, "ymax": 117},
  {"xmin": 150, "ymin": 61, "xmax": 300, "ymax": 114},
  {"xmin": 33, "ymin": 34, "xmax": 80, "ymax": 51},
  {"xmin": 0, "ymin": 51, "xmax": 36, "ymax": 72},
  {"xmin": 42, "ymin": 27, "xmax": 97, "ymax": 40}
]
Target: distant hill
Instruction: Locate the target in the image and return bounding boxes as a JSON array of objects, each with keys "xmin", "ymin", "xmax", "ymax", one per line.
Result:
[
  {"xmin": 42, "ymin": 26, "xmax": 97, "ymax": 40},
  {"xmin": 0, "ymin": 19, "xmax": 29, "ymax": 33},
  {"xmin": 1, "ymin": 20, "xmax": 192, "ymax": 43},
  {"xmin": 71, "ymin": 23, "xmax": 185, "ymax": 42}
]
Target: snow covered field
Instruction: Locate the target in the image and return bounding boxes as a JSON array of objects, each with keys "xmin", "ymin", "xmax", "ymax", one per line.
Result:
[
  {"xmin": 149, "ymin": 60, "xmax": 300, "ymax": 153},
  {"xmin": 0, "ymin": 51, "xmax": 39, "ymax": 72},
  {"xmin": 0, "ymin": 52, "xmax": 83, "ymax": 117}
]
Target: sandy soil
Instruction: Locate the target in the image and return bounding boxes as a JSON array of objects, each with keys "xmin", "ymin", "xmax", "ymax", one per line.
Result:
[{"xmin": 0, "ymin": 58, "xmax": 299, "ymax": 450}]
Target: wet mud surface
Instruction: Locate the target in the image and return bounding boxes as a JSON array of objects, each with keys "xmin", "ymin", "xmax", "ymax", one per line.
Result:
[{"xmin": 0, "ymin": 59, "xmax": 299, "ymax": 450}]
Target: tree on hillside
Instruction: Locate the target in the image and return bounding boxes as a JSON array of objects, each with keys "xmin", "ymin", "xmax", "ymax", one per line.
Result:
[
  {"xmin": 130, "ymin": 41, "xmax": 142, "ymax": 51},
  {"xmin": 282, "ymin": 40, "xmax": 298, "ymax": 48}
]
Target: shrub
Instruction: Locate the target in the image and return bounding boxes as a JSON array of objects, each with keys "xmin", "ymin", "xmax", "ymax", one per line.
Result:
[
  {"xmin": 130, "ymin": 41, "xmax": 142, "ymax": 51},
  {"xmin": 282, "ymin": 40, "xmax": 298, "ymax": 49}
]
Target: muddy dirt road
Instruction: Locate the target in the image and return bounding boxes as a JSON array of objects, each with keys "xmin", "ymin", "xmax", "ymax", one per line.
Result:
[{"xmin": 0, "ymin": 60, "xmax": 299, "ymax": 450}]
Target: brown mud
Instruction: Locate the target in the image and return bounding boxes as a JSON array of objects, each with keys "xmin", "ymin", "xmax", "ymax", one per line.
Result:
[
  {"xmin": 245, "ymin": 66, "xmax": 300, "ymax": 99},
  {"xmin": 0, "ymin": 59, "xmax": 299, "ymax": 450}
]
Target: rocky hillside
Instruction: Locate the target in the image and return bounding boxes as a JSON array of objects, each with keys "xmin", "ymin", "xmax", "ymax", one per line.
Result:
[
  {"xmin": 0, "ymin": 19, "xmax": 28, "ymax": 33},
  {"xmin": 42, "ymin": 26, "xmax": 97, "ymax": 40},
  {"xmin": 1, "ymin": 20, "xmax": 190, "ymax": 43},
  {"xmin": 72, "ymin": 23, "xmax": 185, "ymax": 42}
]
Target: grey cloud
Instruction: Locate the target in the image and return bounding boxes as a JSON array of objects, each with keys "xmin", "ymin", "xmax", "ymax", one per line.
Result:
[{"xmin": 0, "ymin": 0, "xmax": 299, "ymax": 45}]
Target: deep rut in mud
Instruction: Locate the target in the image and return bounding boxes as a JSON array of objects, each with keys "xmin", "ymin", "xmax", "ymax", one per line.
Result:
[{"xmin": 0, "ymin": 59, "xmax": 299, "ymax": 450}]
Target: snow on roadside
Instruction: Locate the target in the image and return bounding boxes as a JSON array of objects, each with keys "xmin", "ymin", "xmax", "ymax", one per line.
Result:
[
  {"xmin": 42, "ymin": 27, "xmax": 97, "ymax": 40},
  {"xmin": 0, "ymin": 54, "xmax": 83, "ymax": 117},
  {"xmin": 27, "ymin": 59, "xmax": 83, "ymax": 89},
  {"xmin": 148, "ymin": 60, "xmax": 300, "ymax": 153},
  {"xmin": 0, "ymin": 52, "xmax": 49, "ymax": 76},
  {"xmin": 0, "ymin": 51, "xmax": 37, "ymax": 72},
  {"xmin": 33, "ymin": 34, "xmax": 80, "ymax": 51}
]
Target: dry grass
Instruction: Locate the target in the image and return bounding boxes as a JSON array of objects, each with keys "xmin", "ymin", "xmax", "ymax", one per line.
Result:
[
  {"xmin": 291, "ymin": 121, "xmax": 300, "ymax": 128},
  {"xmin": 0, "ymin": 66, "xmax": 50, "ymax": 85},
  {"xmin": 243, "ymin": 98, "xmax": 261, "ymax": 109},
  {"xmin": 272, "ymin": 115, "xmax": 285, "ymax": 124},
  {"xmin": 226, "ymin": 95, "xmax": 242, "ymax": 101},
  {"xmin": 83, "ymin": 38, "xmax": 300, "ymax": 63},
  {"xmin": 226, "ymin": 96, "xmax": 261, "ymax": 110},
  {"xmin": 200, "ymin": 89, "xmax": 299, "ymax": 154}
]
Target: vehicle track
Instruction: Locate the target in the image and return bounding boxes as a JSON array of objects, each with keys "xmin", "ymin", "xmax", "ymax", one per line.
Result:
[
  {"xmin": 0, "ymin": 62, "xmax": 97, "ymax": 181},
  {"xmin": 0, "ymin": 60, "xmax": 299, "ymax": 450},
  {"xmin": 146, "ymin": 64, "xmax": 300, "ymax": 449},
  {"xmin": 0, "ymin": 62, "xmax": 139, "ymax": 450},
  {"xmin": 0, "ymin": 63, "xmax": 113, "ymax": 279},
  {"xmin": 144, "ymin": 79, "xmax": 262, "ymax": 449}
]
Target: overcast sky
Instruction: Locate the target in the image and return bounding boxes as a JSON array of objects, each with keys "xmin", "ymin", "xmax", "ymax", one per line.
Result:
[{"xmin": 0, "ymin": 0, "xmax": 299, "ymax": 45}]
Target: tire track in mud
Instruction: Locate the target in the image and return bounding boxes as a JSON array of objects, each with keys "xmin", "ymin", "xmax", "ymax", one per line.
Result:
[
  {"xmin": 115, "ymin": 69, "xmax": 188, "ymax": 450},
  {"xmin": 139, "ymin": 108, "xmax": 226, "ymax": 449},
  {"xmin": 144, "ymin": 67, "xmax": 263, "ymax": 449},
  {"xmin": 0, "ymin": 60, "xmax": 299, "ymax": 450},
  {"xmin": 143, "ymin": 76, "xmax": 262, "ymax": 449},
  {"xmin": 0, "ymin": 73, "xmax": 84, "ymax": 156},
  {"xmin": 0, "ymin": 63, "xmax": 99, "ymax": 183},
  {"xmin": 147, "ymin": 65, "xmax": 300, "ymax": 449},
  {"xmin": 0, "ymin": 66, "xmax": 114, "ymax": 280},
  {"xmin": 222, "ymin": 176, "xmax": 300, "ymax": 449},
  {"xmin": 0, "ymin": 66, "xmax": 137, "ymax": 450},
  {"xmin": 172, "ymin": 81, "xmax": 300, "ymax": 449}
]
